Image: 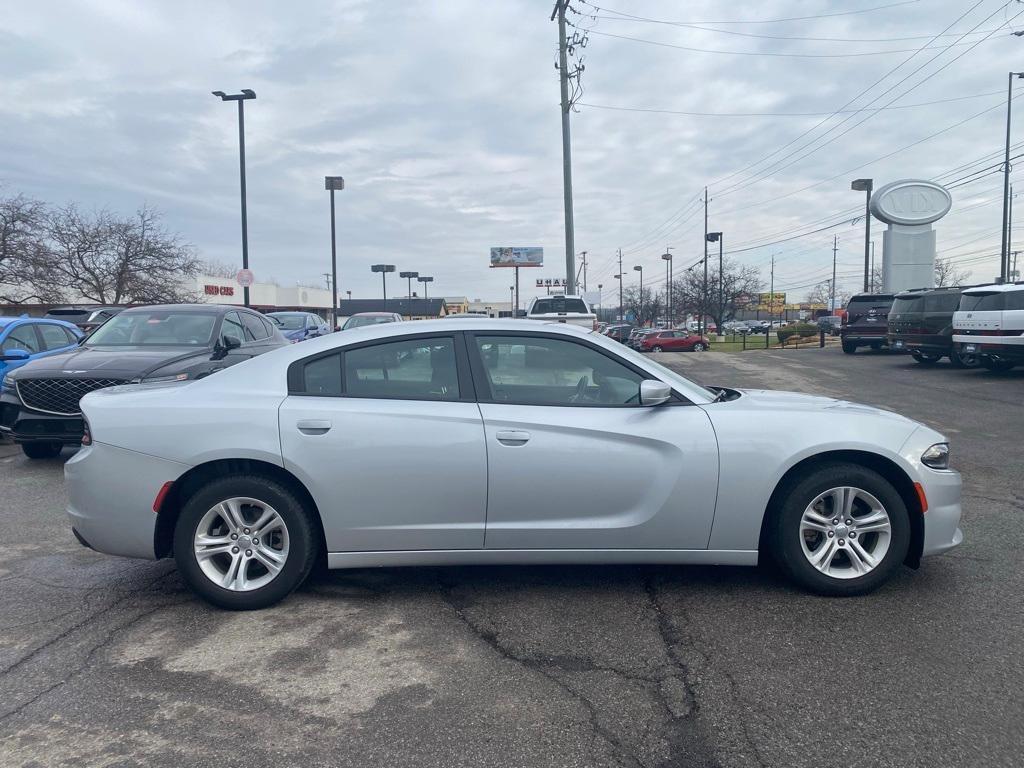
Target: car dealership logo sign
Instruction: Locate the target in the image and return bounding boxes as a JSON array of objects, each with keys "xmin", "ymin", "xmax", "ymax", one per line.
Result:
[{"xmin": 869, "ymin": 179, "xmax": 952, "ymax": 226}]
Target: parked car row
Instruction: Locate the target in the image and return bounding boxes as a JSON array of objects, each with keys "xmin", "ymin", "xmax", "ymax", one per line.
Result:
[{"xmin": 841, "ymin": 282, "xmax": 1024, "ymax": 373}]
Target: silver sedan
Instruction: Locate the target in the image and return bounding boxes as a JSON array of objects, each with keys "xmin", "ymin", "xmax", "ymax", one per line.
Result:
[{"xmin": 65, "ymin": 319, "xmax": 962, "ymax": 609}]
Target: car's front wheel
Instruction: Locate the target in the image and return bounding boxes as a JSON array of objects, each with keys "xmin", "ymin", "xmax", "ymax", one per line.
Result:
[
  {"xmin": 766, "ymin": 463, "xmax": 910, "ymax": 596},
  {"xmin": 692, "ymin": 343, "xmax": 707, "ymax": 351},
  {"xmin": 651, "ymin": 345, "xmax": 663, "ymax": 353},
  {"xmin": 173, "ymin": 475, "xmax": 319, "ymax": 610},
  {"xmin": 21, "ymin": 441, "xmax": 63, "ymax": 459}
]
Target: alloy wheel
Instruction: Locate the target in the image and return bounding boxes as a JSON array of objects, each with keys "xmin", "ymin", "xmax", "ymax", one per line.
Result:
[
  {"xmin": 193, "ymin": 497, "xmax": 290, "ymax": 591},
  {"xmin": 798, "ymin": 486, "xmax": 891, "ymax": 579}
]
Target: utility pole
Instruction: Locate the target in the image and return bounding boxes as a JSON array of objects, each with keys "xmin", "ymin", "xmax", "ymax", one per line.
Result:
[
  {"xmin": 831, "ymin": 236, "xmax": 838, "ymax": 313},
  {"xmin": 769, "ymin": 255, "xmax": 775, "ymax": 328},
  {"xmin": 702, "ymin": 186, "xmax": 709, "ymax": 337},
  {"xmin": 552, "ymin": 0, "xmax": 576, "ymax": 291},
  {"xmin": 580, "ymin": 250, "xmax": 587, "ymax": 292},
  {"xmin": 617, "ymin": 248, "xmax": 624, "ymax": 322},
  {"xmin": 870, "ymin": 241, "xmax": 875, "ymax": 292}
]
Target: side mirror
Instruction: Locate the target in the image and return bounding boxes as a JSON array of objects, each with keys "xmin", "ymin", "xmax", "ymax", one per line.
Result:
[
  {"xmin": 639, "ymin": 379, "xmax": 672, "ymax": 407},
  {"xmin": 0, "ymin": 349, "xmax": 31, "ymax": 362},
  {"xmin": 222, "ymin": 335, "xmax": 242, "ymax": 350}
]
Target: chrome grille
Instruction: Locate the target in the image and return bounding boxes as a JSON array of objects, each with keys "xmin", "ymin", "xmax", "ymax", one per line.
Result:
[{"xmin": 16, "ymin": 378, "xmax": 126, "ymax": 416}]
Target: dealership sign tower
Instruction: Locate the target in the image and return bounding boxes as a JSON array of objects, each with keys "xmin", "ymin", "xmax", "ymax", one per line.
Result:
[{"xmin": 869, "ymin": 179, "xmax": 952, "ymax": 294}]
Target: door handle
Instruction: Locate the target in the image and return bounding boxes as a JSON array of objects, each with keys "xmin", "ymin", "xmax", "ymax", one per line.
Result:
[
  {"xmin": 495, "ymin": 429, "xmax": 531, "ymax": 446},
  {"xmin": 297, "ymin": 419, "xmax": 332, "ymax": 435}
]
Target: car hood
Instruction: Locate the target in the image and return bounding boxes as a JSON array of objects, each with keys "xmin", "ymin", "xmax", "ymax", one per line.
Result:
[
  {"xmin": 727, "ymin": 388, "xmax": 914, "ymax": 422},
  {"xmin": 8, "ymin": 345, "xmax": 212, "ymax": 379}
]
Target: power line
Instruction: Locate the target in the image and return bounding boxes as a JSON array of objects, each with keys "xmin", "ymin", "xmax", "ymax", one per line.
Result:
[
  {"xmin": 582, "ymin": 0, "xmax": 922, "ymax": 26},
  {"xmin": 578, "ymin": 90, "xmax": 1004, "ymax": 118}
]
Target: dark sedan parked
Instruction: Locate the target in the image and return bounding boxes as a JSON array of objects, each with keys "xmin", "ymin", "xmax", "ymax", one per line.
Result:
[{"xmin": 0, "ymin": 304, "xmax": 287, "ymax": 458}]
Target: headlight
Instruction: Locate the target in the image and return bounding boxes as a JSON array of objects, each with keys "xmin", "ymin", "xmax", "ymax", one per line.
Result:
[
  {"xmin": 1, "ymin": 374, "xmax": 15, "ymax": 394},
  {"xmin": 141, "ymin": 373, "xmax": 189, "ymax": 384},
  {"xmin": 921, "ymin": 443, "xmax": 950, "ymax": 470}
]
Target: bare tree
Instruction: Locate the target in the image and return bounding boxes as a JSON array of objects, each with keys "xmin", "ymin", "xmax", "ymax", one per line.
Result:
[
  {"xmin": 199, "ymin": 259, "xmax": 237, "ymax": 278},
  {"xmin": 620, "ymin": 285, "xmax": 663, "ymax": 326},
  {"xmin": 0, "ymin": 193, "xmax": 61, "ymax": 303},
  {"xmin": 44, "ymin": 205, "xmax": 200, "ymax": 304},
  {"xmin": 671, "ymin": 258, "xmax": 763, "ymax": 328},
  {"xmin": 805, "ymin": 281, "xmax": 850, "ymax": 309},
  {"xmin": 934, "ymin": 258, "xmax": 971, "ymax": 287}
]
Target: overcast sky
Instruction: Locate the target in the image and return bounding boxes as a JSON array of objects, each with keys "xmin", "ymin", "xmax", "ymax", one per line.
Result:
[{"xmin": 2, "ymin": 0, "xmax": 1022, "ymax": 305}]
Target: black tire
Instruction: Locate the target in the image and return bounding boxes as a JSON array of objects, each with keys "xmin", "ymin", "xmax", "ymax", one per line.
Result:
[
  {"xmin": 21, "ymin": 441, "xmax": 63, "ymax": 459},
  {"xmin": 173, "ymin": 475, "xmax": 319, "ymax": 610},
  {"xmin": 949, "ymin": 349, "xmax": 979, "ymax": 369},
  {"xmin": 765, "ymin": 462, "xmax": 911, "ymax": 597},
  {"xmin": 692, "ymin": 343, "xmax": 707, "ymax": 352},
  {"xmin": 912, "ymin": 352, "xmax": 940, "ymax": 366},
  {"xmin": 981, "ymin": 357, "xmax": 1015, "ymax": 372},
  {"xmin": 841, "ymin": 340, "xmax": 857, "ymax": 354},
  {"xmin": 652, "ymin": 345, "xmax": 663, "ymax": 353}
]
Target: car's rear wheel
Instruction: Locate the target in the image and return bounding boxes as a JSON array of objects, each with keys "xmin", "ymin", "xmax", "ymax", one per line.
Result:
[
  {"xmin": 652, "ymin": 345, "xmax": 663, "ymax": 353},
  {"xmin": 767, "ymin": 463, "xmax": 910, "ymax": 596},
  {"xmin": 912, "ymin": 352, "xmax": 940, "ymax": 366},
  {"xmin": 173, "ymin": 476, "xmax": 318, "ymax": 610},
  {"xmin": 692, "ymin": 343, "xmax": 707, "ymax": 351},
  {"xmin": 21, "ymin": 441, "xmax": 63, "ymax": 460},
  {"xmin": 949, "ymin": 349, "xmax": 979, "ymax": 369},
  {"xmin": 841, "ymin": 341, "xmax": 857, "ymax": 354},
  {"xmin": 981, "ymin": 357, "xmax": 1015, "ymax": 372}
]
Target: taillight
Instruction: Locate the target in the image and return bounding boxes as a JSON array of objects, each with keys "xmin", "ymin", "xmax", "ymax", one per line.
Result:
[{"xmin": 81, "ymin": 417, "xmax": 92, "ymax": 446}]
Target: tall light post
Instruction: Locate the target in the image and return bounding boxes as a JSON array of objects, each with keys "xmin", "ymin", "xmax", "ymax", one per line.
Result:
[
  {"xmin": 1002, "ymin": 73, "xmax": 1024, "ymax": 281},
  {"xmin": 706, "ymin": 233, "xmax": 723, "ymax": 329},
  {"xmin": 324, "ymin": 176, "xmax": 345, "ymax": 330},
  {"xmin": 633, "ymin": 265, "xmax": 643, "ymax": 325},
  {"xmin": 597, "ymin": 283, "xmax": 603, "ymax": 318},
  {"xmin": 614, "ymin": 273, "xmax": 623, "ymax": 322},
  {"xmin": 851, "ymin": 179, "xmax": 873, "ymax": 292},
  {"xmin": 371, "ymin": 264, "xmax": 395, "ymax": 306},
  {"xmin": 661, "ymin": 247, "xmax": 673, "ymax": 325},
  {"xmin": 212, "ymin": 88, "xmax": 256, "ymax": 307},
  {"xmin": 417, "ymin": 275, "xmax": 433, "ymax": 300},
  {"xmin": 400, "ymin": 271, "xmax": 418, "ymax": 298}
]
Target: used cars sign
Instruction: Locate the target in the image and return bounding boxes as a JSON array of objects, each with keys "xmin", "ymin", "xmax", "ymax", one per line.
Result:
[{"xmin": 869, "ymin": 179, "xmax": 952, "ymax": 226}]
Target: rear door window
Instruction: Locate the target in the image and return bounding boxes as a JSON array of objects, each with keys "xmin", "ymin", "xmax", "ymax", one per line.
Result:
[
  {"xmin": 344, "ymin": 337, "xmax": 460, "ymax": 401},
  {"xmin": 959, "ymin": 292, "xmax": 1004, "ymax": 312},
  {"xmin": 37, "ymin": 323, "xmax": 76, "ymax": 351},
  {"xmin": 1005, "ymin": 290, "xmax": 1024, "ymax": 311}
]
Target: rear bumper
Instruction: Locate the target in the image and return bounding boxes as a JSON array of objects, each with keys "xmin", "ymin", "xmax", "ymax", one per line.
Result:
[
  {"xmin": 0, "ymin": 393, "xmax": 83, "ymax": 444},
  {"xmin": 953, "ymin": 336, "xmax": 1024, "ymax": 361},
  {"xmin": 887, "ymin": 335, "xmax": 950, "ymax": 355},
  {"xmin": 65, "ymin": 441, "xmax": 191, "ymax": 560},
  {"xmin": 841, "ymin": 330, "xmax": 887, "ymax": 345}
]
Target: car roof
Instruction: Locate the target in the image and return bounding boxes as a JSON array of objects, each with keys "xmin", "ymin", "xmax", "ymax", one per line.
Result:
[
  {"xmin": 120, "ymin": 304, "xmax": 234, "ymax": 315},
  {"xmin": 350, "ymin": 312, "xmax": 400, "ymax": 317},
  {"xmin": 961, "ymin": 282, "xmax": 1024, "ymax": 294},
  {"xmin": 0, "ymin": 316, "xmax": 81, "ymax": 331}
]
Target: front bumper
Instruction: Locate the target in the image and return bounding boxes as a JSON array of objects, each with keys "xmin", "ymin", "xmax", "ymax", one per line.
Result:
[
  {"xmin": 0, "ymin": 391, "xmax": 84, "ymax": 444},
  {"xmin": 918, "ymin": 467, "xmax": 963, "ymax": 558},
  {"xmin": 65, "ymin": 441, "xmax": 191, "ymax": 560}
]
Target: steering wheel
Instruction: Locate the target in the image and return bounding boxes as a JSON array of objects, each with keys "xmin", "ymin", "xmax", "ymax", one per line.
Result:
[{"xmin": 568, "ymin": 375, "xmax": 589, "ymax": 404}]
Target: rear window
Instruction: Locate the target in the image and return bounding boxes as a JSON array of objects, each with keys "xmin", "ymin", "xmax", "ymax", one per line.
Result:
[
  {"xmin": 923, "ymin": 292, "xmax": 962, "ymax": 313},
  {"xmin": 1008, "ymin": 290, "xmax": 1024, "ymax": 311},
  {"xmin": 891, "ymin": 296, "xmax": 924, "ymax": 314},
  {"xmin": 959, "ymin": 292, "xmax": 1003, "ymax": 312},
  {"xmin": 530, "ymin": 297, "xmax": 589, "ymax": 315}
]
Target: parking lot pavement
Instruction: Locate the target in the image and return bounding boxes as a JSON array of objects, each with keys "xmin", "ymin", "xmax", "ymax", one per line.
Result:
[{"xmin": 0, "ymin": 347, "xmax": 1021, "ymax": 768}]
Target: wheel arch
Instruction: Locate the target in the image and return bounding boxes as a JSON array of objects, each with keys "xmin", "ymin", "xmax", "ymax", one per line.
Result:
[
  {"xmin": 758, "ymin": 449, "xmax": 924, "ymax": 569},
  {"xmin": 154, "ymin": 458, "xmax": 326, "ymax": 560}
]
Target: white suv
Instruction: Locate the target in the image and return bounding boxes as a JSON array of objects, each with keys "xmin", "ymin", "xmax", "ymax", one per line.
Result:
[
  {"xmin": 525, "ymin": 295, "xmax": 597, "ymax": 330},
  {"xmin": 952, "ymin": 283, "xmax": 1024, "ymax": 371}
]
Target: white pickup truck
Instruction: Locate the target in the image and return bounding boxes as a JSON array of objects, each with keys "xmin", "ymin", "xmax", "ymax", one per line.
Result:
[{"xmin": 525, "ymin": 295, "xmax": 598, "ymax": 330}]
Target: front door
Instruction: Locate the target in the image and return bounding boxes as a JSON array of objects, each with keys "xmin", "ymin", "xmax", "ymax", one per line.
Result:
[
  {"xmin": 468, "ymin": 332, "xmax": 719, "ymax": 551},
  {"xmin": 279, "ymin": 333, "xmax": 487, "ymax": 552}
]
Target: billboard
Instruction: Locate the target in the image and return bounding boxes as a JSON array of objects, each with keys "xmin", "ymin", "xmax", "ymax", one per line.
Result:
[
  {"xmin": 491, "ymin": 247, "xmax": 543, "ymax": 268},
  {"xmin": 758, "ymin": 292, "xmax": 786, "ymax": 305}
]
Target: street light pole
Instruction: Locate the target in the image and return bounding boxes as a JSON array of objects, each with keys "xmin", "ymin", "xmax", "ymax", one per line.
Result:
[
  {"xmin": 212, "ymin": 89, "xmax": 256, "ymax": 307},
  {"xmin": 371, "ymin": 264, "xmax": 395, "ymax": 307},
  {"xmin": 325, "ymin": 176, "xmax": 345, "ymax": 331},
  {"xmin": 851, "ymin": 178, "xmax": 873, "ymax": 293},
  {"xmin": 661, "ymin": 247, "xmax": 673, "ymax": 325},
  {"xmin": 633, "ymin": 265, "xmax": 643, "ymax": 325},
  {"xmin": 1003, "ymin": 73, "xmax": 1024, "ymax": 281},
  {"xmin": 706, "ymin": 233, "xmax": 723, "ymax": 329},
  {"xmin": 417, "ymin": 275, "xmax": 433, "ymax": 300}
]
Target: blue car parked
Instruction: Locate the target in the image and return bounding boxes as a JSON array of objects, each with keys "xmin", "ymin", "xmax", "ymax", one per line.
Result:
[
  {"xmin": 265, "ymin": 311, "xmax": 330, "ymax": 342},
  {"xmin": 0, "ymin": 316, "xmax": 84, "ymax": 379}
]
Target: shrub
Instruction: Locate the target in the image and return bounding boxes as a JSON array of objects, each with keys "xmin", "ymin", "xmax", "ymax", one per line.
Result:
[{"xmin": 777, "ymin": 323, "xmax": 819, "ymax": 344}]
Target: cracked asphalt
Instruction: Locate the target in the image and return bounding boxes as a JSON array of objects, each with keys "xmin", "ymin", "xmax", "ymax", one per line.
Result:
[{"xmin": 0, "ymin": 347, "xmax": 1021, "ymax": 767}]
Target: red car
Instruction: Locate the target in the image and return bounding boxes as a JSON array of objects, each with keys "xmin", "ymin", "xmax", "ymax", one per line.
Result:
[{"xmin": 640, "ymin": 330, "xmax": 710, "ymax": 352}]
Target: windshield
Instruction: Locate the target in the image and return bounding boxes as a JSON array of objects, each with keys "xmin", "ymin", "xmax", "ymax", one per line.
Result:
[
  {"xmin": 343, "ymin": 315, "xmax": 395, "ymax": 330},
  {"xmin": 530, "ymin": 297, "xmax": 589, "ymax": 314},
  {"xmin": 86, "ymin": 311, "xmax": 218, "ymax": 346},
  {"xmin": 268, "ymin": 313, "xmax": 307, "ymax": 330}
]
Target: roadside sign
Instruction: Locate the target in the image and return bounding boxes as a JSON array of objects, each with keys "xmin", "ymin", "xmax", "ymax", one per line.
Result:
[
  {"xmin": 236, "ymin": 269, "xmax": 254, "ymax": 288},
  {"xmin": 490, "ymin": 247, "xmax": 544, "ymax": 268}
]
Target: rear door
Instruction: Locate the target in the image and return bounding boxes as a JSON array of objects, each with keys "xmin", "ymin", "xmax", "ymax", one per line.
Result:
[
  {"xmin": 467, "ymin": 331, "xmax": 719, "ymax": 551},
  {"xmin": 279, "ymin": 333, "xmax": 487, "ymax": 552}
]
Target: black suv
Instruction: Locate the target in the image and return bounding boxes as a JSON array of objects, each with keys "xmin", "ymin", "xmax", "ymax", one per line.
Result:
[
  {"xmin": 888, "ymin": 286, "xmax": 979, "ymax": 368},
  {"xmin": 840, "ymin": 293, "xmax": 895, "ymax": 354},
  {"xmin": 1, "ymin": 304, "xmax": 287, "ymax": 458}
]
